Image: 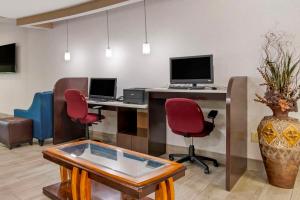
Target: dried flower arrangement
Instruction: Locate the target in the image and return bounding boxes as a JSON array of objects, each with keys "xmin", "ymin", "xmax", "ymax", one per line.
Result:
[{"xmin": 255, "ymin": 32, "xmax": 300, "ymax": 117}]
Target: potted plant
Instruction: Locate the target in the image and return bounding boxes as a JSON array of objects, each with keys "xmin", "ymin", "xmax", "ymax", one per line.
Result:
[{"xmin": 255, "ymin": 32, "xmax": 300, "ymax": 189}]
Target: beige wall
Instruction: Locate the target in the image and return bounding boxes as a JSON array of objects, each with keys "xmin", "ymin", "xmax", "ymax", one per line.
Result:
[
  {"xmin": 0, "ymin": 23, "xmax": 30, "ymax": 113},
  {"xmin": 1, "ymin": 0, "xmax": 300, "ymax": 160}
]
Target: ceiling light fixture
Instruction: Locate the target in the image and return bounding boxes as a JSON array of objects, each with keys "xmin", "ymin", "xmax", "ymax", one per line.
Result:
[
  {"xmin": 105, "ymin": 10, "xmax": 112, "ymax": 58},
  {"xmin": 142, "ymin": 0, "xmax": 150, "ymax": 55},
  {"xmin": 64, "ymin": 21, "xmax": 71, "ymax": 61}
]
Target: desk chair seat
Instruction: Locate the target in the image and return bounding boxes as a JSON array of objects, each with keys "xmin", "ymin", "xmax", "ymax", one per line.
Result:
[
  {"xmin": 165, "ymin": 98, "xmax": 219, "ymax": 174},
  {"xmin": 64, "ymin": 89, "xmax": 104, "ymax": 139},
  {"xmin": 79, "ymin": 113, "xmax": 101, "ymax": 124}
]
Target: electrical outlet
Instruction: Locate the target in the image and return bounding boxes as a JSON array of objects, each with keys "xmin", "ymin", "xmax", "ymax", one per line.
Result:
[{"xmin": 251, "ymin": 131, "xmax": 259, "ymax": 143}]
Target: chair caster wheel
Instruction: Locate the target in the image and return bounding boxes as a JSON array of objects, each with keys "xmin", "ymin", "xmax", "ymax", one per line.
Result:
[
  {"xmin": 169, "ymin": 155, "xmax": 174, "ymax": 161},
  {"xmin": 204, "ymin": 169, "xmax": 210, "ymax": 174},
  {"xmin": 213, "ymin": 161, "xmax": 219, "ymax": 167},
  {"xmin": 38, "ymin": 140, "xmax": 44, "ymax": 146},
  {"xmin": 190, "ymin": 157, "xmax": 195, "ymax": 163}
]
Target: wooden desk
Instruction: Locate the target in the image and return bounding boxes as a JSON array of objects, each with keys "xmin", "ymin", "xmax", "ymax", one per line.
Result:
[
  {"xmin": 87, "ymin": 100, "xmax": 148, "ymax": 109},
  {"xmin": 87, "ymin": 100, "xmax": 151, "ymax": 155},
  {"xmin": 43, "ymin": 140, "xmax": 186, "ymax": 200},
  {"xmin": 147, "ymin": 77, "xmax": 247, "ymax": 191},
  {"xmin": 53, "ymin": 77, "xmax": 247, "ymax": 191}
]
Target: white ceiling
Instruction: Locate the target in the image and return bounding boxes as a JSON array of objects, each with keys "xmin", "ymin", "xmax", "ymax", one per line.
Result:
[{"xmin": 0, "ymin": 0, "xmax": 90, "ymax": 19}]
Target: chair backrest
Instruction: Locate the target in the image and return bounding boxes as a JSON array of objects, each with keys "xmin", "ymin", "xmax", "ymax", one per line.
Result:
[
  {"xmin": 64, "ymin": 89, "xmax": 88, "ymax": 120},
  {"xmin": 14, "ymin": 91, "xmax": 54, "ymax": 140},
  {"xmin": 165, "ymin": 98, "xmax": 205, "ymax": 134}
]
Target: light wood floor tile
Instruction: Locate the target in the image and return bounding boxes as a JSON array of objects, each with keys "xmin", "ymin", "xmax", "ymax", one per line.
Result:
[{"xmin": 0, "ymin": 142, "xmax": 299, "ymax": 200}]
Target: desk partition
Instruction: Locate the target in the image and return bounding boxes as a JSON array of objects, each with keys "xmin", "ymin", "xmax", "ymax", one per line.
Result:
[
  {"xmin": 53, "ymin": 77, "xmax": 88, "ymax": 144},
  {"xmin": 147, "ymin": 76, "xmax": 247, "ymax": 191},
  {"xmin": 226, "ymin": 76, "xmax": 247, "ymax": 190}
]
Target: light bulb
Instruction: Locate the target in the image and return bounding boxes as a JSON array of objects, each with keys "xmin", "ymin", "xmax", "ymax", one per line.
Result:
[
  {"xmin": 106, "ymin": 48, "xmax": 112, "ymax": 58},
  {"xmin": 64, "ymin": 51, "xmax": 71, "ymax": 61},
  {"xmin": 143, "ymin": 43, "xmax": 151, "ymax": 55}
]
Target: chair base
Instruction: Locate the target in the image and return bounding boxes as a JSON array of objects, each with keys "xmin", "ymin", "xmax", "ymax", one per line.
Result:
[
  {"xmin": 85, "ymin": 125, "xmax": 90, "ymax": 139},
  {"xmin": 38, "ymin": 139, "xmax": 44, "ymax": 146},
  {"xmin": 169, "ymin": 145, "xmax": 219, "ymax": 174}
]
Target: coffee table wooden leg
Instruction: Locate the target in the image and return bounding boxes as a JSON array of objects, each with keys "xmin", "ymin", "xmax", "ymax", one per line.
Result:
[
  {"xmin": 155, "ymin": 181, "xmax": 168, "ymax": 200},
  {"xmin": 71, "ymin": 167, "xmax": 80, "ymax": 200},
  {"xmin": 80, "ymin": 170, "xmax": 91, "ymax": 200},
  {"xmin": 60, "ymin": 166, "xmax": 69, "ymax": 182},
  {"xmin": 166, "ymin": 178, "xmax": 175, "ymax": 200}
]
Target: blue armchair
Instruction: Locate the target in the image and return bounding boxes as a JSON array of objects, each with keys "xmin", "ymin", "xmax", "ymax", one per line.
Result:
[{"xmin": 14, "ymin": 91, "xmax": 53, "ymax": 146}]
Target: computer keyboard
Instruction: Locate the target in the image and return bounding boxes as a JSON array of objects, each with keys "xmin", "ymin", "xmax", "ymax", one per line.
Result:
[
  {"xmin": 168, "ymin": 85, "xmax": 216, "ymax": 90},
  {"xmin": 88, "ymin": 98, "xmax": 110, "ymax": 102},
  {"xmin": 168, "ymin": 85, "xmax": 190, "ymax": 89}
]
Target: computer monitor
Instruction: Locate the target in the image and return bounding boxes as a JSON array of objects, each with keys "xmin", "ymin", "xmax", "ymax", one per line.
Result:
[
  {"xmin": 170, "ymin": 55, "xmax": 214, "ymax": 85},
  {"xmin": 89, "ymin": 78, "xmax": 117, "ymax": 100}
]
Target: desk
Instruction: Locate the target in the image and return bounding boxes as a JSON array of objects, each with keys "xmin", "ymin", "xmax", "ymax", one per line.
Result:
[
  {"xmin": 53, "ymin": 77, "xmax": 247, "ymax": 191},
  {"xmin": 147, "ymin": 77, "xmax": 247, "ymax": 191},
  {"xmin": 87, "ymin": 100, "xmax": 151, "ymax": 154},
  {"xmin": 87, "ymin": 99, "xmax": 148, "ymax": 109}
]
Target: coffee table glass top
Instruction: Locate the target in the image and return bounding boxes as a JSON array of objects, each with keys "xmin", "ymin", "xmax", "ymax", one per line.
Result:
[{"xmin": 59, "ymin": 142, "xmax": 168, "ymax": 178}]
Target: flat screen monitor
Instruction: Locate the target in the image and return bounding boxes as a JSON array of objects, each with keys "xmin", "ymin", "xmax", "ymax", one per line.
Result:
[
  {"xmin": 170, "ymin": 55, "xmax": 213, "ymax": 84},
  {"xmin": 89, "ymin": 78, "xmax": 117, "ymax": 100},
  {"xmin": 0, "ymin": 43, "xmax": 16, "ymax": 73}
]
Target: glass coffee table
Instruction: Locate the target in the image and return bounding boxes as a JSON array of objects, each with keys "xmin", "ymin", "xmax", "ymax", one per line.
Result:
[{"xmin": 42, "ymin": 140, "xmax": 186, "ymax": 200}]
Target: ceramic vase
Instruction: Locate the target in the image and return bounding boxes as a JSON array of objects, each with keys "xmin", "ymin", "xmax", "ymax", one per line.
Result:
[{"xmin": 257, "ymin": 112, "xmax": 300, "ymax": 189}]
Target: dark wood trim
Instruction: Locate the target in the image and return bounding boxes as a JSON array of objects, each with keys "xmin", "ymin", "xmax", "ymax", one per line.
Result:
[
  {"xmin": 148, "ymin": 98, "xmax": 167, "ymax": 156},
  {"xmin": 226, "ymin": 76, "xmax": 248, "ymax": 190},
  {"xmin": 53, "ymin": 77, "xmax": 88, "ymax": 144},
  {"xmin": 149, "ymin": 91, "xmax": 226, "ymax": 101}
]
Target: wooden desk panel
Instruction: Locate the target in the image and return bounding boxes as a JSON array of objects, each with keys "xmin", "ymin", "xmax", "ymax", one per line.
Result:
[
  {"xmin": 53, "ymin": 77, "xmax": 88, "ymax": 144},
  {"xmin": 148, "ymin": 77, "xmax": 247, "ymax": 191},
  {"xmin": 87, "ymin": 100, "xmax": 148, "ymax": 109},
  {"xmin": 226, "ymin": 77, "xmax": 248, "ymax": 191}
]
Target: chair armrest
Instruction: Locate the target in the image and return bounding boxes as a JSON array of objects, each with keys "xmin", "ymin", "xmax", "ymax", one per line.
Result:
[
  {"xmin": 207, "ymin": 110, "xmax": 218, "ymax": 119},
  {"xmin": 91, "ymin": 106, "xmax": 105, "ymax": 121},
  {"xmin": 207, "ymin": 110, "xmax": 218, "ymax": 125},
  {"xmin": 14, "ymin": 109, "xmax": 29, "ymax": 117},
  {"xmin": 92, "ymin": 106, "xmax": 102, "ymax": 110}
]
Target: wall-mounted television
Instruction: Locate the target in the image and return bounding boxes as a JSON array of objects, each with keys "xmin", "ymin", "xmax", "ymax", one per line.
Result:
[{"xmin": 0, "ymin": 43, "xmax": 16, "ymax": 73}]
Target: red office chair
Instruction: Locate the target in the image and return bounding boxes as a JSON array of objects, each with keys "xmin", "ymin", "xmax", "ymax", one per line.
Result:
[
  {"xmin": 165, "ymin": 98, "xmax": 219, "ymax": 174},
  {"xmin": 64, "ymin": 89, "xmax": 104, "ymax": 139}
]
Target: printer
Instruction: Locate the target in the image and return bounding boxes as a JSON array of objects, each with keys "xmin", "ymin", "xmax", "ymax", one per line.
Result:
[{"xmin": 123, "ymin": 88, "xmax": 148, "ymax": 105}]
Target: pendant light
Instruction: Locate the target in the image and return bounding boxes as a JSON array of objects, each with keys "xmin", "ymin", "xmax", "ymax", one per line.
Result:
[
  {"xmin": 64, "ymin": 21, "xmax": 71, "ymax": 61},
  {"xmin": 105, "ymin": 10, "xmax": 112, "ymax": 58},
  {"xmin": 142, "ymin": 0, "xmax": 150, "ymax": 55}
]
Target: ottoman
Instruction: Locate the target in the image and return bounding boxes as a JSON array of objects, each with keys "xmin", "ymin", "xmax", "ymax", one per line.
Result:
[{"xmin": 0, "ymin": 117, "xmax": 33, "ymax": 149}]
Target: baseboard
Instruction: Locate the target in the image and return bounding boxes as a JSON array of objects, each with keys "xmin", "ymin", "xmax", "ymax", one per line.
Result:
[{"xmin": 247, "ymin": 158, "xmax": 264, "ymax": 171}]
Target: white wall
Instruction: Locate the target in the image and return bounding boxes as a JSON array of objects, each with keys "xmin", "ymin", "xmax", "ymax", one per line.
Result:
[
  {"xmin": 1, "ymin": 0, "xmax": 300, "ymax": 160},
  {"xmin": 0, "ymin": 23, "xmax": 30, "ymax": 112}
]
